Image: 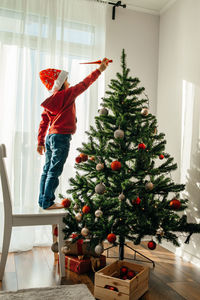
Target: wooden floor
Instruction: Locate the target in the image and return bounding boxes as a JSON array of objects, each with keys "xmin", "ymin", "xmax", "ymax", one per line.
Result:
[{"xmin": 1, "ymin": 242, "xmax": 200, "ymax": 300}]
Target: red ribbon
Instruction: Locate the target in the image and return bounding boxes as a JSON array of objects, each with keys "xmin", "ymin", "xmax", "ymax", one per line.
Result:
[{"xmin": 70, "ymin": 234, "xmax": 83, "ymax": 255}]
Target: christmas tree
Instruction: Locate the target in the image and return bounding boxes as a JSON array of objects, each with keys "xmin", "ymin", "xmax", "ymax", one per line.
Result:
[{"xmin": 62, "ymin": 49, "xmax": 200, "ymax": 258}]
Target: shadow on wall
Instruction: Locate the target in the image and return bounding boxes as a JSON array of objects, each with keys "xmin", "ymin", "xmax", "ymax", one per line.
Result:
[
  {"xmin": 184, "ymin": 141, "xmax": 200, "ymax": 224},
  {"xmin": 177, "ymin": 142, "xmax": 200, "ymax": 263},
  {"xmin": 177, "ymin": 80, "xmax": 200, "ymax": 263}
]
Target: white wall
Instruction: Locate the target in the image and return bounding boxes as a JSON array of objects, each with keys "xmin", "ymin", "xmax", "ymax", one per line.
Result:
[
  {"xmin": 105, "ymin": 6, "xmax": 159, "ymax": 115},
  {"xmin": 157, "ymin": 0, "xmax": 200, "ymax": 264}
]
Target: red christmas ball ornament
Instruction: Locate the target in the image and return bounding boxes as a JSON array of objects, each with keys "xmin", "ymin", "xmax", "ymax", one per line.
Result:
[
  {"xmin": 61, "ymin": 198, "xmax": 71, "ymax": 208},
  {"xmin": 122, "ymin": 275, "xmax": 128, "ymax": 280},
  {"xmin": 80, "ymin": 153, "xmax": 88, "ymax": 162},
  {"xmin": 107, "ymin": 233, "xmax": 116, "ymax": 243},
  {"xmin": 138, "ymin": 143, "xmax": 146, "ymax": 150},
  {"xmin": 105, "ymin": 285, "xmax": 117, "ymax": 291},
  {"xmin": 159, "ymin": 154, "xmax": 164, "ymax": 160},
  {"xmin": 53, "ymin": 226, "xmax": 58, "ymax": 237},
  {"xmin": 148, "ymin": 240, "xmax": 156, "ymax": 250},
  {"xmin": 111, "ymin": 160, "xmax": 121, "ymax": 171},
  {"xmin": 75, "ymin": 156, "xmax": 82, "ymax": 163},
  {"xmin": 132, "ymin": 197, "xmax": 141, "ymax": 205},
  {"xmin": 127, "ymin": 270, "xmax": 136, "ymax": 279},
  {"xmin": 120, "ymin": 266, "xmax": 128, "ymax": 275},
  {"xmin": 170, "ymin": 199, "xmax": 181, "ymax": 209},
  {"xmin": 82, "ymin": 205, "xmax": 90, "ymax": 214}
]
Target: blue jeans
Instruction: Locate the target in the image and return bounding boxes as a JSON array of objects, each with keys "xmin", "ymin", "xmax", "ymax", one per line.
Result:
[{"xmin": 38, "ymin": 134, "xmax": 71, "ymax": 209}]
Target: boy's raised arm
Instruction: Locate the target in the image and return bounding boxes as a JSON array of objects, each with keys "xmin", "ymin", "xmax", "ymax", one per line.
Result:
[{"xmin": 72, "ymin": 58, "xmax": 109, "ymax": 98}]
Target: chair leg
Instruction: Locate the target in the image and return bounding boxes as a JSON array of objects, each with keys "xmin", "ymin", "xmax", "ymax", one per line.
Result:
[
  {"xmin": 0, "ymin": 224, "xmax": 12, "ymax": 280},
  {"xmin": 58, "ymin": 222, "xmax": 65, "ymax": 278}
]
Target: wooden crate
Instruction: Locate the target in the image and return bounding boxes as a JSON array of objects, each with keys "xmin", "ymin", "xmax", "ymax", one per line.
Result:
[{"xmin": 94, "ymin": 260, "xmax": 149, "ymax": 300}]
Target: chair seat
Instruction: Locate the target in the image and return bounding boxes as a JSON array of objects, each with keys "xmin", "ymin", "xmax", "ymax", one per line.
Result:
[
  {"xmin": 12, "ymin": 205, "xmax": 66, "ymax": 217},
  {"xmin": 11, "ymin": 205, "xmax": 67, "ymax": 226}
]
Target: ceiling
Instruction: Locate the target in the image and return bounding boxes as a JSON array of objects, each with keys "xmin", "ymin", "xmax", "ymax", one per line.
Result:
[{"xmin": 110, "ymin": 0, "xmax": 175, "ymax": 14}]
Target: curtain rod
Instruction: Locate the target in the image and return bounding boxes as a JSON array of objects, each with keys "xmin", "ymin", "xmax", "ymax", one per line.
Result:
[{"xmin": 95, "ymin": 0, "xmax": 127, "ymax": 20}]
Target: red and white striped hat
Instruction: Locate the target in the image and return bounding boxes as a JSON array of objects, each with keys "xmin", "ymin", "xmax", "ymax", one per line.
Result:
[{"xmin": 39, "ymin": 68, "xmax": 68, "ymax": 93}]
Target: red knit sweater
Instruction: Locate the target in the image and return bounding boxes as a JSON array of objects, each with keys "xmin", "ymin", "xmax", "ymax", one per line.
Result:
[{"xmin": 38, "ymin": 69, "xmax": 101, "ymax": 146}]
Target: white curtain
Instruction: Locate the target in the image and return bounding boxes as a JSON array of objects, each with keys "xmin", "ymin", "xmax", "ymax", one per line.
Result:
[{"xmin": 0, "ymin": 0, "xmax": 106, "ymax": 251}]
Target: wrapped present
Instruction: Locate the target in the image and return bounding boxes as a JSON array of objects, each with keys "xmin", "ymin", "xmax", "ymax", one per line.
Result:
[
  {"xmin": 62, "ymin": 234, "xmax": 100, "ymax": 257},
  {"xmin": 64, "ymin": 255, "xmax": 106, "ymax": 274}
]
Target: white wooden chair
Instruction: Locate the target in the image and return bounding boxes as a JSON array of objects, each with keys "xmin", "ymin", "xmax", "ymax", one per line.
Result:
[{"xmin": 0, "ymin": 144, "xmax": 66, "ymax": 280}]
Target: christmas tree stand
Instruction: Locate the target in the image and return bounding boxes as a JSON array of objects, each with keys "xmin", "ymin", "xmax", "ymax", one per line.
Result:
[{"xmin": 104, "ymin": 237, "xmax": 155, "ymax": 267}]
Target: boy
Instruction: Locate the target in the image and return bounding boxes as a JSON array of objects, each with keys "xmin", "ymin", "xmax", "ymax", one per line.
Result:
[{"xmin": 37, "ymin": 58, "xmax": 109, "ymax": 209}]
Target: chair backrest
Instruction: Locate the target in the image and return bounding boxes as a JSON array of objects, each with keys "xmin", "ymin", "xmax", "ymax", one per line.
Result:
[{"xmin": 0, "ymin": 144, "xmax": 13, "ymax": 218}]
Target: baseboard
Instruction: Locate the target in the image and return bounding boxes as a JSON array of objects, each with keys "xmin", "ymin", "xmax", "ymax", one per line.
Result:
[{"xmin": 160, "ymin": 240, "xmax": 200, "ymax": 267}]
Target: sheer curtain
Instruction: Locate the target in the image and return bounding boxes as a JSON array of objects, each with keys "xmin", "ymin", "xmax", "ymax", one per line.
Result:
[{"xmin": 0, "ymin": 0, "xmax": 106, "ymax": 251}]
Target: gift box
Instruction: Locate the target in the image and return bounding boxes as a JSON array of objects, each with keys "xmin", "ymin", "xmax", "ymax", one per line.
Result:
[
  {"xmin": 63, "ymin": 235, "xmax": 100, "ymax": 257},
  {"xmin": 64, "ymin": 255, "xmax": 106, "ymax": 274}
]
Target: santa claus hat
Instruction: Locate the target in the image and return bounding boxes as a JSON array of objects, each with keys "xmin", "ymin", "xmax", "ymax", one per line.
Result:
[{"xmin": 39, "ymin": 68, "xmax": 69, "ymax": 93}]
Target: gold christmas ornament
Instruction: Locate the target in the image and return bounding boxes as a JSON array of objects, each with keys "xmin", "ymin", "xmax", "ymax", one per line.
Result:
[
  {"xmin": 145, "ymin": 182, "xmax": 154, "ymax": 191},
  {"xmin": 61, "ymin": 246, "xmax": 69, "ymax": 254},
  {"xmin": 95, "ymin": 183, "xmax": 106, "ymax": 194},
  {"xmin": 156, "ymin": 227, "xmax": 164, "ymax": 236},
  {"xmin": 99, "ymin": 107, "xmax": 108, "ymax": 116},
  {"xmin": 141, "ymin": 107, "xmax": 149, "ymax": 116},
  {"xmin": 96, "ymin": 163, "xmax": 104, "ymax": 171},
  {"xmin": 89, "ymin": 156, "xmax": 95, "ymax": 161},
  {"xmin": 114, "ymin": 129, "xmax": 124, "ymax": 139},
  {"xmin": 95, "ymin": 209, "xmax": 103, "ymax": 217},
  {"xmin": 74, "ymin": 203, "xmax": 79, "ymax": 211},
  {"xmin": 118, "ymin": 193, "xmax": 125, "ymax": 201},
  {"xmin": 81, "ymin": 227, "xmax": 89, "ymax": 237},
  {"xmin": 95, "ymin": 244, "xmax": 104, "ymax": 255},
  {"xmin": 75, "ymin": 213, "xmax": 82, "ymax": 221}
]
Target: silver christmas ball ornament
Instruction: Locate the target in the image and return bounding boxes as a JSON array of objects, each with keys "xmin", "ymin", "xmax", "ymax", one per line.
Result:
[
  {"xmin": 96, "ymin": 163, "xmax": 104, "ymax": 171},
  {"xmin": 99, "ymin": 107, "xmax": 108, "ymax": 116},
  {"xmin": 141, "ymin": 107, "xmax": 149, "ymax": 116},
  {"xmin": 114, "ymin": 129, "xmax": 124, "ymax": 139},
  {"xmin": 95, "ymin": 244, "xmax": 104, "ymax": 256},
  {"xmin": 51, "ymin": 242, "xmax": 58, "ymax": 253},
  {"xmin": 118, "ymin": 193, "xmax": 125, "ymax": 201},
  {"xmin": 95, "ymin": 209, "xmax": 103, "ymax": 218},
  {"xmin": 95, "ymin": 183, "xmax": 106, "ymax": 194},
  {"xmin": 145, "ymin": 182, "xmax": 154, "ymax": 191},
  {"xmin": 75, "ymin": 213, "xmax": 82, "ymax": 221},
  {"xmin": 81, "ymin": 227, "xmax": 89, "ymax": 237}
]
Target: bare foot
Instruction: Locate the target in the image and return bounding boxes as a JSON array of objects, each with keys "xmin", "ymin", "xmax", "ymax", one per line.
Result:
[{"xmin": 45, "ymin": 203, "xmax": 64, "ymax": 210}]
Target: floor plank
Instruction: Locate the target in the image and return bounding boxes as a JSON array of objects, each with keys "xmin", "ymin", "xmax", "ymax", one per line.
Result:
[
  {"xmin": 0, "ymin": 242, "xmax": 200, "ymax": 300},
  {"xmin": 167, "ymin": 281, "xmax": 200, "ymax": 300}
]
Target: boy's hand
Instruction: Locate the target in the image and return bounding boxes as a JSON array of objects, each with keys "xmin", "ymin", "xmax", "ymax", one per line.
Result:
[
  {"xmin": 37, "ymin": 145, "xmax": 45, "ymax": 155},
  {"xmin": 98, "ymin": 58, "xmax": 109, "ymax": 73}
]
